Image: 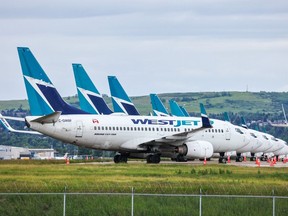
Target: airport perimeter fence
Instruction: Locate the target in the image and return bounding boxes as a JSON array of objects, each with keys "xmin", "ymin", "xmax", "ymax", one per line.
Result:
[{"xmin": 0, "ymin": 189, "xmax": 288, "ymax": 216}]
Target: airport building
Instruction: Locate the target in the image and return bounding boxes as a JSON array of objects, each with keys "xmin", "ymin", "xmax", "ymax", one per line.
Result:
[
  {"xmin": 0, "ymin": 145, "xmax": 31, "ymax": 160},
  {"xmin": 0, "ymin": 145, "xmax": 55, "ymax": 160}
]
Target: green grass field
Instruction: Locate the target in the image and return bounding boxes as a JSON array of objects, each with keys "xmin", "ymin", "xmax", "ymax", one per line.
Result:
[
  {"xmin": 0, "ymin": 160, "xmax": 287, "ymax": 195},
  {"xmin": 0, "ymin": 160, "xmax": 288, "ymax": 215}
]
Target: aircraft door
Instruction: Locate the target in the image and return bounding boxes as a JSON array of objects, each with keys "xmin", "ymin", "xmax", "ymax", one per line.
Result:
[
  {"xmin": 225, "ymin": 124, "xmax": 231, "ymax": 140},
  {"xmin": 76, "ymin": 121, "xmax": 83, "ymax": 138}
]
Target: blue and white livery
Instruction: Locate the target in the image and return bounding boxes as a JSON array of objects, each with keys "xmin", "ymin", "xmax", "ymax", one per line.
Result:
[
  {"xmin": 108, "ymin": 76, "xmax": 140, "ymax": 115},
  {"xmin": 72, "ymin": 63, "xmax": 112, "ymax": 115}
]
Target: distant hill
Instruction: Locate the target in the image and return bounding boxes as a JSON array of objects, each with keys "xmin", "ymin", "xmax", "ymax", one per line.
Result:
[{"xmin": 2, "ymin": 91, "xmax": 288, "ymax": 116}]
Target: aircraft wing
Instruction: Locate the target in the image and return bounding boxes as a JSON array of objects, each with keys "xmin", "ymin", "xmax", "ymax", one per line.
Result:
[
  {"xmin": 121, "ymin": 122, "xmax": 211, "ymax": 151},
  {"xmin": 121, "ymin": 103, "xmax": 212, "ymax": 151}
]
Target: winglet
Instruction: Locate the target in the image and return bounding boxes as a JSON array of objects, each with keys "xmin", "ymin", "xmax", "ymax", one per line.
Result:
[
  {"xmin": 31, "ymin": 111, "xmax": 62, "ymax": 124},
  {"xmin": 200, "ymin": 103, "xmax": 212, "ymax": 128},
  {"xmin": 0, "ymin": 114, "xmax": 16, "ymax": 132}
]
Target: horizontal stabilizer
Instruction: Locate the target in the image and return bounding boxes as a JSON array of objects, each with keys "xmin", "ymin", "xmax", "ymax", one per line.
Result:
[
  {"xmin": 0, "ymin": 114, "xmax": 41, "ymax": 135},
  {"xmin": 0, "ymin": 115, "xmax": 25, "ymax": 122},
  {"xmin": 31, "ymin": 111, "xmax": 62, "ymax": 124}
]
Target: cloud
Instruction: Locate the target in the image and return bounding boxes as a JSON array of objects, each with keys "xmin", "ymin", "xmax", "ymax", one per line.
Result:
[{"xmin": 0, "ymin": 0, "xmax": 288, "ymax": 100}]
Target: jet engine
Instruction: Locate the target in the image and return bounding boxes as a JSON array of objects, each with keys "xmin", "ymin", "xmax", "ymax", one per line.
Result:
[{"xmin": 177, "ymin": 140, "xmax": 214, "ymax": 159}]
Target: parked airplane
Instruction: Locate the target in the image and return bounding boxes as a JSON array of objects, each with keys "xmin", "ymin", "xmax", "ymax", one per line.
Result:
[
  {"xmin": 72, "ymin": 64, "xmax": 113, "ymax": 115},
  {"xmin": 1, "ymin": 47, "xmax": 220, "ymax": 164},
  {"xmin": 108, "ymin": 76, "xmax": 140, "ymax": 115},
  {"xmin": 240, "ymin": 117, "xmax": 287, "ymax": 160},
  {"xmin": 150, "ymin": 94, "xmax": 251, "ymax": 163}
]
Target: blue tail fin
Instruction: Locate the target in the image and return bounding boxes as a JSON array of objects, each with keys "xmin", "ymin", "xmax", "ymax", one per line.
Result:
[
  {"xmin": 223, "ymin": 112, "xmax": 231, "ymax": 122},
  {"xmin": 149, "ymin": 94, "xmax": 169, "ymax": 116},
  {"xmin": 17, "ymin": 47, "xmax": 87, "ymax": 115},
  {"xmin": 72, "ymin": 64, "xmax": 112, "ymax": 115},
  {"xmin": 179, "ymin": 106, "xmax": 190, "ymax": 117},
  {"xmin": 108, "ymin": 76, "xmax": 140, "ymax": 115},
  {"xmin": 169, "ymin": 100, "xmax": 186, "ymax": 117}
]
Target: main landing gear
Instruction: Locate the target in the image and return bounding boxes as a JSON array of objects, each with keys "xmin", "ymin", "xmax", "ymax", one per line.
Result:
[
  {"xmin": 146, "ymin": 154, "xmax": 161, "ymax": 164},
  {"xmin": 236, "ymin": 153, "xmax": 243, "ymax": 162},
  {"xmin": 218, "ymin": 152, "xmax": 227, "ymax": 164},
  {"xmin": 250, "ymin": 153, "xmax": 256, "ymax": 161},
  {"xmin": 114, "ymin": 154, "xmax": 128, "ymax": 163}
]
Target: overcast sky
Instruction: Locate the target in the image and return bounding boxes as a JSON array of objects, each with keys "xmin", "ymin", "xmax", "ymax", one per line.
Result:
[{"xmin": 1, "ymin": 0, "xmax": 288, "ymax": 100}]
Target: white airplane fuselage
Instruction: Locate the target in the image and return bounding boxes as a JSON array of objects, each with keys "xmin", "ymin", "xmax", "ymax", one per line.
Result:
[{"xmin": 26, "ymin": 114, "xmax": 250, "ymax": 154}]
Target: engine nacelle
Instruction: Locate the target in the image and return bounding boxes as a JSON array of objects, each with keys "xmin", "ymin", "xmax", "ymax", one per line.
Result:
[{"xmin": 177, "ymin": 140, "xmax": 214, "ymax": 159}]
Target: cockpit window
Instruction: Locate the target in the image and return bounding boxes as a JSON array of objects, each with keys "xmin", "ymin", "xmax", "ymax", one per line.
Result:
[
  {"xmin": 271, "ymin": 137, "xmax": 278, "ymax": 141},
  {"xmin": 250, "ymin": 133, "xmax": 257, "ymax": 138},
  {"xmin": 262, "ymin": 135, "xmax": 269, "ymax": 140},
  {"xmin": 235, "ymin": 128, "xmax": 244, "ymax": 134}
]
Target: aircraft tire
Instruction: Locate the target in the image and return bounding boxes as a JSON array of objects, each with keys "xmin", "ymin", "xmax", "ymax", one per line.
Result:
[
  {"xmin": 147, "ymin": 154, "xmax": 161, "ymax": 164},
  {"xmin": 114, "ymin": 155, "xmax": 121, "ymax": 163},
  {"xmin": 176, "ymin": 155, "xmax": 187, "ymax": 162},
  {"xmin": 114, "ymin": 154, "xmax": 128, "ymax": 163},
  {"xmin": 219, "ymin": 157, "xmax": 227, "ymax": 164}
]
